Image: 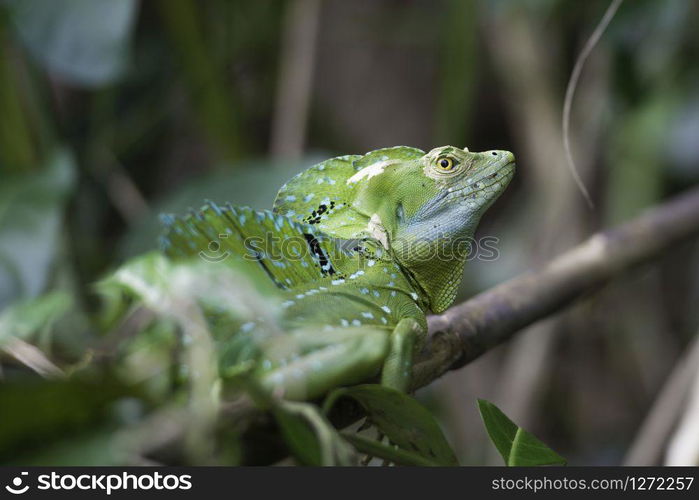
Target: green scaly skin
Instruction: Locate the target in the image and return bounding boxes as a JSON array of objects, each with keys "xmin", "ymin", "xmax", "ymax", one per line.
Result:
[{"xmin": 159, "ymin": 146, "xmax": 515, "ymax": 400}]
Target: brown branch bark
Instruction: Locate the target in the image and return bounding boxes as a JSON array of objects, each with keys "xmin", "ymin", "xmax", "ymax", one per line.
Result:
[{"xmin": 412, "ymin": 185, "xmax": 699, "ymax": 390}]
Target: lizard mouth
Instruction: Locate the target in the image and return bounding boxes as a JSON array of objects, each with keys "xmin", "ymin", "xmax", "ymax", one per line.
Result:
[{"xmin": 464, "ymin": 159, "xmax": 515, "ymax": 197}]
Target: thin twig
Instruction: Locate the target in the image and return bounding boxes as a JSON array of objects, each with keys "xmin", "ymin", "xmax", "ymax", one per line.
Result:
[
  {"xmin": 562, "ymin": 0, "xmax": 623, "ymax": 209},
  {"xmin": 2, "ymin": 338, "xmax": 64, "ymax": 379},
  {"xmin": 270, "ymin": 0, "xmax": 322, "ymax": 158},
  {"xmin": 665, "ymin": 337, "xmax": 699, "ymax": 465},
  {"xmin": 482, "ymin": 1, "xmax": 610, "ymax": 438},
  {"xmin": 624, "ymin": 336, "xmax": 699, "ymax": 465},
  {"xmin": 100, "ymin": 149, "xmax": 151, "ymax": 223}
]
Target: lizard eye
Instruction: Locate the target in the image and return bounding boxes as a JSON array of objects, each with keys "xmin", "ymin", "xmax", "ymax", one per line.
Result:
[{"xmin": 437, "ymin": 157, "xmax": 455, "ymax": 171}]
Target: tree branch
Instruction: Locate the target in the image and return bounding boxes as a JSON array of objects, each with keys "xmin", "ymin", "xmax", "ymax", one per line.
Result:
[{"xmin": 413, "ymin": 185, "xmax": 699, "ymax": 390}]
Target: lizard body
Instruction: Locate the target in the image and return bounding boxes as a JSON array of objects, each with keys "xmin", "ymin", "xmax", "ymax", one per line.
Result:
[{"xmin": 143, "ymin": 146, "xmax": 514, "ymax": 400}]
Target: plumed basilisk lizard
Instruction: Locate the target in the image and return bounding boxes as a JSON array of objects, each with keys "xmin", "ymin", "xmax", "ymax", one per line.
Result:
[{"xmin": 156, "ymin": 146, "xmax": 514, "ymax": 401}]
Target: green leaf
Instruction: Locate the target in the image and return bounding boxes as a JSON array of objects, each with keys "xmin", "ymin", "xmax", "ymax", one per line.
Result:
[
  {"xmin": 324, "ymin": 384, "xmax": 459, "ymax": 466},
  {"xmin": 273, "ymin": 401, "xmax": 357, "ymax": 466},
  {"xmin": 0, "ymin": 149, "xmax": 76, "ymax": 307},
  {"xmin": 477, "ymin": 399, "xmax": 566, "ymax": 466},
  {"xmin": 0, "ymin": 375, "xmax": 142, "ymax": 464},
  {"xmin": 7, "ymin": 0, "xmax": 138, "ymax": 87},
  {"xmin": 11, "ymin": 427, "xmax": 125, "ymax": 466}
]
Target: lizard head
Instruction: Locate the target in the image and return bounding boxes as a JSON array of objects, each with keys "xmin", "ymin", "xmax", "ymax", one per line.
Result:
[
  {"xmin": 273, "ymin": 145, "xmax": 515, "ymax": 313},
  {"xmin": 389, "ymin": 146, "xmax": 515, "ymax": 312},
  {"xmin": 416, "ymin": 145, "xmax": 515, "ymax": 223}
]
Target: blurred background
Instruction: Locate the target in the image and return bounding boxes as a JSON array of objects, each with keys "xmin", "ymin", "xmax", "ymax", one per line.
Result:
[{"xmin": 1, "ymin": 0, "xmax": 699, "ymax": 465}]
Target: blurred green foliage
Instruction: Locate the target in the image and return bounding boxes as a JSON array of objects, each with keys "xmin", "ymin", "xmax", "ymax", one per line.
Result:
[
  {"xmin": 0, "ymin": 151, "xmax": 75, "ymax": 305},
  {"xmin": 0, "ymin": 0, "xmax": 698, "ymax": 465}
]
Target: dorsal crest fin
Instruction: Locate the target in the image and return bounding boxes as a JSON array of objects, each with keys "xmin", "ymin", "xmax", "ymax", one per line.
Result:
[
  {"xmin": 273, "ymin": 147, "xmax": 424, "ymax": 240},
  {"xmin": 159, "ymin": 202, "xmax": 358, "ymax": 290}
]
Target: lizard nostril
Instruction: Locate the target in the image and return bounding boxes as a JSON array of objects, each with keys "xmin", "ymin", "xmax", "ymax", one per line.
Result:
[{"xmin": 491, "ymin": 151, "xmax": 498, "ymax": 156}]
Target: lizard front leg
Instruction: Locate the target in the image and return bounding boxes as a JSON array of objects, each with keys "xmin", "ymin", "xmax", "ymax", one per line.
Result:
[
  {"xmin": 258, "ymin": 327, "xmax": 390, "ymax": 401},
  {"xmin": 380, "ymin": 318, "xmax": 423, "ymax": 393}
]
